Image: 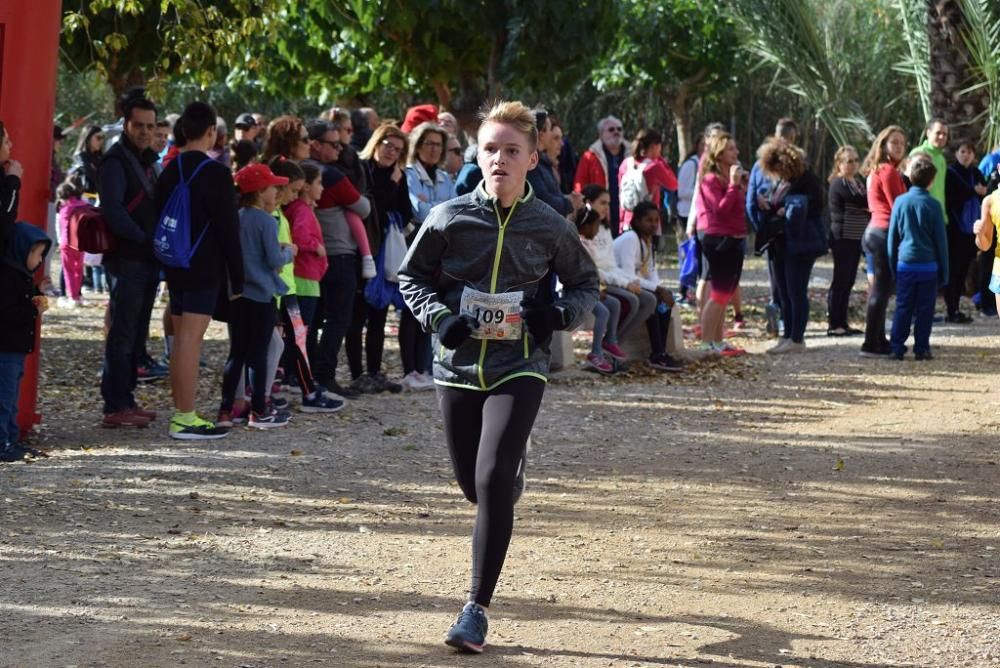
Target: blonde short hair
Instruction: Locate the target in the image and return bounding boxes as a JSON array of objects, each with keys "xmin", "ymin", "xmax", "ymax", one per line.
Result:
[{"xmin": 478, "ymin": 100, "xmax": 538, "ymax": 149}]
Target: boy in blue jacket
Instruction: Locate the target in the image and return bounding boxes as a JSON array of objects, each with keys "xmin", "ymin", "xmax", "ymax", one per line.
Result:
[{"xmin": 887, "ymin": 155, "xmax": 949, "ymax": 360}]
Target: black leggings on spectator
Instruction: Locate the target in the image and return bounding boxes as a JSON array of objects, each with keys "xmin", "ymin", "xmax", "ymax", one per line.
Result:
[
  {"xmin": 827, "ymin": 237, "xmax": 863, "ymax": 330},
  {"xmin": 946, "ymin": 226, "xmax": 977, "ymax": 317},
  {"xmin": 222, "ymin": 298, "xmax": 276, "ymax": 415},
  {"xmin": 399, "ymin": 307, "xmax": 432, "ymax": 375},
  {"xmin": 862, "ymin": 227, "xmax": 892, "ymax": 349},
  {"xmin": 345, "ymin": 291, "xmax": 390, "ymax": 379},
  {"xmin": 437, "ymin": 376, "xmax": 546, "ymax": 608},
  {"xmin": 279, "ymin": 296, "xmax": 316, "ymax": 396}
]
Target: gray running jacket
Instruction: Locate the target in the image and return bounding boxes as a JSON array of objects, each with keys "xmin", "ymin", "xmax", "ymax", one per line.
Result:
[{"xmin": 399, "ymin": 182, "xmax": 599, "ymax": 391}]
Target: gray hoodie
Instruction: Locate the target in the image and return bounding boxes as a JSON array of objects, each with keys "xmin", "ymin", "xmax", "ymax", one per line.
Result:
[{"xmin": 399, "ymin": 182, "xmax": 599, "ymax": 391}]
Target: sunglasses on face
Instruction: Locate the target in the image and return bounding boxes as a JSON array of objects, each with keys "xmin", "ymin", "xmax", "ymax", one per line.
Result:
[
  {"xmin": 317, "ymin": 139, "xmax": 340, "ymax": 149},
  {"xmin": 606, "ymin": 126, "xmax": 623, "ymax": 133}
]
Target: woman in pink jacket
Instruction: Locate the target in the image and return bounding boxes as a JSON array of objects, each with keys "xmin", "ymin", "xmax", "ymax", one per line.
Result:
[
  {"xmin": 618, "ymin": 129, "xmax": 678, "ymax": 233},
  {"xmin": 696, "ymin": 131, "xmax": 748, "ymax": 356}
]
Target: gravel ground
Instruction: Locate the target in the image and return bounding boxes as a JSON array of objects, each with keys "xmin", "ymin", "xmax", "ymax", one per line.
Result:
[{"xmin": 1, "ymin": 256, "xmax": 998, "ymax": 668}]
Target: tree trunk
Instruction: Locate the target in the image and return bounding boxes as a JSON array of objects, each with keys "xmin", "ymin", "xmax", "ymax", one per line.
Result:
[
  {"xmin": 669, "ymin": 88, "xmax": 691, "ymax": 165},
  {"xmin": 927, "ymin": 0, "xmax": 989, "ymax": 149}
]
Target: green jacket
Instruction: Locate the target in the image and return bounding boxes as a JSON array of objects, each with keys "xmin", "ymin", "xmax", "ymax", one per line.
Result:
[
  {"xmin": 399, "ymin": 182, "xmax": 599, "ymax": 391},
  {"xmin": 910, "ymin": 140, "xmax": 949, "ymax": 224}
]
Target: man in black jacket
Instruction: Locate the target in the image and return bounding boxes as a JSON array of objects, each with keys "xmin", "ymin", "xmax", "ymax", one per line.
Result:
[{"xmin": 98, "ymin": 94, "xmax": 162, "ymax": 428}]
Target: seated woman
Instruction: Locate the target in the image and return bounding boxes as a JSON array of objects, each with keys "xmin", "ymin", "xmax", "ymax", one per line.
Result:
[{"xmin": 612, "ymin": 201, "xmax": 683, "ymax": 372}]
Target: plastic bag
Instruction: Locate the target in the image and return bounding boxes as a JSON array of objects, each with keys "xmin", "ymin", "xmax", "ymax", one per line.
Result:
[{"xmin": 382, "ymin": 212, "xmax": 407, "ymax": 282}]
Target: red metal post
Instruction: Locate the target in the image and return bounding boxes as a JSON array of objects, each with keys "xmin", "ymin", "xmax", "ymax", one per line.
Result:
[{"xmin": 0, "ymin": 2, "xmax": 62, "ymax": 436}]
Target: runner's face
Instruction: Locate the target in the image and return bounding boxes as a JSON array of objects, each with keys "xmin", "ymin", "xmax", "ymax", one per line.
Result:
[
  {"xmin": 125, "ymin": 108, "xmax": 156, "ymax": 151},
  {"xmin": 477, "ymin": 121, "xmax": 538, "ymax": 203}
]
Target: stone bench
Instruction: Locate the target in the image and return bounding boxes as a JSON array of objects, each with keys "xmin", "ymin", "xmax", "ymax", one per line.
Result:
[{"xmin": 550, "ymin": 306, "xmax": 689, "ymax": 371}]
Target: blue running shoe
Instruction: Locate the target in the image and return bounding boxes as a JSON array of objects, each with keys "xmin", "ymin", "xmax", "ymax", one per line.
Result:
[{"xmin": 445, "ymin": 601, "xmax": 488, "ymax": 653}]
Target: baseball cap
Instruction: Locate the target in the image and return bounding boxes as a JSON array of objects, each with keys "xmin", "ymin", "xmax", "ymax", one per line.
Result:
[
  {"xmin": 234, "ymin": 163, "xmax": 288, "ymax": 194},
  {"xmin": 234, "ymin": 113, "xmax": 257, "ymax": 129}
]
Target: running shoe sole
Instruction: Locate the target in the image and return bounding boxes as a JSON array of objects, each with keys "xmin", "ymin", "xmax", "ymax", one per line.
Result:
[
  {"xmin": 444, "ymin": 636, "xmax": 485, "ymax": 653},
  {"xmin": 300, "ymin": 403, "xmax": 345, "ymax": 413}
]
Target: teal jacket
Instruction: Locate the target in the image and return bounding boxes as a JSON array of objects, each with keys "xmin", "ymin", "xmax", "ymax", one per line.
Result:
[
  {"xmin": 399, "ymin": 182, "xmax": 599, "ymax": 391},
  {"xmin": 887, "ymin": 186, "xmax": 949, "ymax": 285}
]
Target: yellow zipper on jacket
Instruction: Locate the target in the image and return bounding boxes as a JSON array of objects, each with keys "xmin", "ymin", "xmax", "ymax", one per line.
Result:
[{"xmin": 477, "ymin": 199, "xmax": 519, "ymax": 389}]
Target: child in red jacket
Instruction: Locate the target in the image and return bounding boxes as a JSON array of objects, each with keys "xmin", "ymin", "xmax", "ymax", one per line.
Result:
[{"xmin": 283, "ymin": 161, "xmax": 328, "ymax": 362}]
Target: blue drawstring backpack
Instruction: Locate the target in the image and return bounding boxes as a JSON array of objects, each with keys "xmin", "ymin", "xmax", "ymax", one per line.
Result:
[
  {"xmin": 154, "ymin": 157, "xmax": 213, "ymax": 268},
  {"xmin": 364, "ymin": 212, "xmax": 406, "ymax": 310},
  {"xmin": 678, "ymin": 237, "xmax": 699, "ymax": 290}
]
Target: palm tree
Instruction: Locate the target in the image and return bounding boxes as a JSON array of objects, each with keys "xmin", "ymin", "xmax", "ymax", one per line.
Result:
[{"xmin": 927, "ymin": 0, "xmax": 990, "ymax": 148}]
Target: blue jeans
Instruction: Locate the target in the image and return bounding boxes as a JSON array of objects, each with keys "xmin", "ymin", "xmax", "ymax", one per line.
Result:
[
  {"xmin": 101, "ymin": 257, "xmax": 160, "ymax": 414},
  {"xmin": 0, "ymin": 352, "xmax": 25, "ymax": 445},
  {"xmin": 314, "ymin": 255, "xmax": 358, "ymax": 385},
  {"xmin": 890, "ymin": 269, "xmax": 938, "ymax": 355},
  {"xmin": 772, "ymin": 240, "xmax": 816, "ymax": 343}
]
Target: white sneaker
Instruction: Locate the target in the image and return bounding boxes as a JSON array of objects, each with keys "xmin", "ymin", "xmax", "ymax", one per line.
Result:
[
  {"xmin": 784, "ymin": 340, "xmax": 806, "ymax": 353},
  {"xmin": 414, "ymin": 372, "xmax": 436, "ymax": 391},
  {"xmin": 361, "ymin": 255, "xmax": 377, "ymax": 279},
  {"xmin": 400, "ymin": 371, "xmax": 422, "ymax": 392},
  {"xmin": 767, "ymin": 339, "xmax": 791, "ymax": 354}
]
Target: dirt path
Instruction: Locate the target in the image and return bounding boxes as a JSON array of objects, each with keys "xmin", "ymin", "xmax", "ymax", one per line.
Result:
[{"xmin": 2, "ymin": 258, "xmax": 998, "ymax": 668}]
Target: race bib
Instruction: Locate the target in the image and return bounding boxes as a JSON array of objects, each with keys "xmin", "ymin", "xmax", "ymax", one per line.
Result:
[{"xmin": 460, "ymin": 286, "xmax": 523, "ymax": 340}]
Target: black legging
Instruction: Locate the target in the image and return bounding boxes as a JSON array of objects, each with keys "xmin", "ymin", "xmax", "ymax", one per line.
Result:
[
  {"xmin": 279, "ymin": 296, "xmax": 316, "ymax": 396},
  {"xmin": 946, "ymin": 225, "xmax": 977, "ymax": 317},
  {"xmin": 827, "ymin": 237, "xmax": 863, "ymax": 330},
  {"xmin": 437, "ymin": 376, "xmax": 546, "ymax": 608},
  {"xmin": 345, "ymin": 291, "xmax": 390, "ymax": 379},
  {"xmin": 399, "ymin": 307, "xmax": 432, "ymax": 375},
  {"xmin": 222, "ymin": 298, "xmax": 276, "ymax": 414},
  {"xmin": 862, "ymin": 227, "xmax": 892, "ymax": 349}
]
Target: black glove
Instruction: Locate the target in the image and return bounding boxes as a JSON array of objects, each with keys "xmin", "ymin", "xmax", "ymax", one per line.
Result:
[
  {"xmin": 437, "ymin": 313, "xmax": 478, "ymax": 349},
  {"xmin": 520, "ymin": 298, "xmax": 568, "ymax": 342}
]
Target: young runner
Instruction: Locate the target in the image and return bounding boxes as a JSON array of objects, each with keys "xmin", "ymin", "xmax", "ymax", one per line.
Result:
[{"xmin": 399, "ymin": 100, "xmax": 599, "ymax": 653}]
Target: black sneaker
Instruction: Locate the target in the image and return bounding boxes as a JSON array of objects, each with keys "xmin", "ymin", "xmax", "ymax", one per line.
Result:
[
  {"xmin": 350, "ymin": 374, "xmax": 382, "ymax": 394},
  {"xmin": 859, "ymin": 343, "xmax": 890, "ymax": 358},
  {"xmin": 271, "ymin": 395, "xmax": 289, "ymax": 410},
  {"xmin": 649, "ymin": 353, "xmax": 684, "ymax": 372},
  {"xmin": 372, "ymin": 373, "xmax": 403, "ymax": 394},
  {"xmin": 915, "ymin": 350, "xmax": 934, "ymax": 361},
  {"xmin": 326, "ymin": 381, "xmax": 361, "ymax": 399},
  {"xmin": 0, "ymin": 443, "xmax": 27, "ymax": 462},
  {"xmin": 445, "ymin": 601, "xmax": 488, "ymax": 653},
  {"xmin": 301, "ymin": 392, "xmax": 345, "ymax": 413},
  {"xmin": 946, "ymin": 312, "xmax": 973, "ymax": 324},
  {"xmin": 249, "ymin": 408, "xmax": 291, "ymax": 429}
]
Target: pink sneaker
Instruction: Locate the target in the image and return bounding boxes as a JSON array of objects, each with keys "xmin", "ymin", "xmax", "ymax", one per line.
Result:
[
  {"xmin": 717, "ymin": 342, "xmax": 746, "ymax": 357},
  {"xmin": 585, "ymin": 352, "xmax": 614, "ymax": 374},
  {"xmin": 601, "ymin": 341, "xmax": 627, "ymax": 361}
]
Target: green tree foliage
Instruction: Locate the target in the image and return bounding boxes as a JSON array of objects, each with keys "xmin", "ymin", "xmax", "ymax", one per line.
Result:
[
  {"xmin": 595, "ymin": 0, "xmax": 739, "ymax": 162},
  {"xmin": 264, "ymin": 1, "xmax": 618, "ymax": 128},
  {"xmin": 61, "ymin": 0, "xmax": 276, "ymax": 98}
]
